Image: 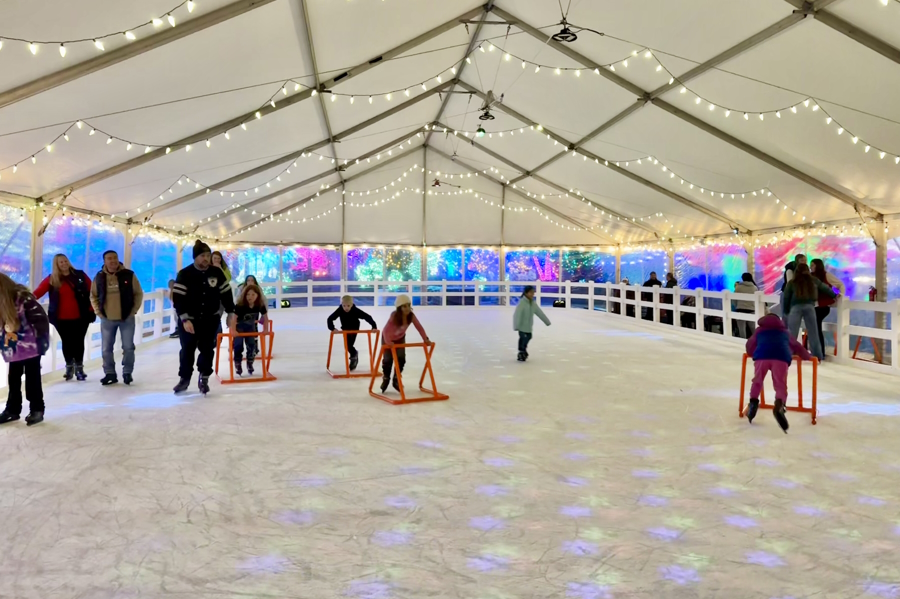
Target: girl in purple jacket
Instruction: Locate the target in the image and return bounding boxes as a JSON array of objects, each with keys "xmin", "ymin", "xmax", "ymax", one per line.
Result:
[
  {"xmin": 745, "ymin": 313, "xmax": 812, "ymax": 433},
  {"xmin": 0, "ymin": 274, "xmax": 51, "ymax": 426}
]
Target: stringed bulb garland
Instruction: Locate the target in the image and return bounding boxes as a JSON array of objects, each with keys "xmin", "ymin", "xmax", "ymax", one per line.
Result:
[{"xmin": 0, "ymin": 0, "xmax": 196, "ymax": 57}]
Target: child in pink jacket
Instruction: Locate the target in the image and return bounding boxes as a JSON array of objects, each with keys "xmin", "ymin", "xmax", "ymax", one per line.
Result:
[
  {"xmin": 380, "ymin": 294, "xmax": 429, "ymax": 392},
  {"xmin": 745, "ymin": 313, "xmax": 812, "ymax": 433}
]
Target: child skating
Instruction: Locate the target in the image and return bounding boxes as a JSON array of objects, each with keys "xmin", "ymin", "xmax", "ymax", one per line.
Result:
[
  {"xmin": 513, "ymin": 285, "xmax": 550, "ymax": 362},
  {"xmin": 380, "ymin": 294, "xmax": 429, "ymax": 392},
  {"xmin": 233, "ymin": 284, "xmax": 268, "ymax": 376},
  {"xmin": 327, "ymin": 295, "xmax": 377, "ymax": 371},
  {"xmin": 745, "ymin": 313, "xmax": 812, "ymax": 433}
]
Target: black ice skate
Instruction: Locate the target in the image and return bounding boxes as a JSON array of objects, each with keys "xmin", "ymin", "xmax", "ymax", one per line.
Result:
[
  {"xmin": 773, "ymin": 398, "xmax": 789, "ymax": 433},
  {"xmin": 173, "ymin": 377, "xmax": 191, "ymax": 394},
  {"xmin": 392, "ymin": 376, "xmax": 401, "ymax": 392},
  {"xmin": 100, "ymin": 373, "xmax": 118, "ymax": 386},
  {"xmin": 0, "ymin": 411, "xmax": 19, "ymax": 425},
  {"xmin": 234, "ymin": 361, "xmax": 243, "ymax": 377},
  {"xmin": 247, "ymin": 360, "xmax": 255, "ymax": 376},
  {"xmin": 123, "ymin": 373, "xmax": 133, "ymax": 385},
  {"xmin": 380, "ymin": 375, "xmax": 390, "ymax": 393},
  {"xmin": 75, "ymin": 363, "xmax": 87, "ymax": 381},
  {"xmin": 25, "ymin": 411, "xmax": 44, "ymax": 426},
  {"xmin": 746, "ymin": 398, "xmax": 760, "ymax": 424},
  {"xmin": 198, "ymin": 376, "xmax": 210, "ymax": 395},
  {"xmin": 517, "ymin": 352, "xmax": 525, "ymax": 362},
  {"xmin": 64, "ymin": 361, "xmax": 75, "ymax": 381},
  {"xmin": 349, "ymin": 354, "xmax": 359, "ymax": 371}
]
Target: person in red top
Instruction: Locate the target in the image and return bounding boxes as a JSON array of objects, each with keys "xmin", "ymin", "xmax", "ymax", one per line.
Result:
[
  {"xmin": 380, "ymin": 294, "xmax": 429, "ymax": 393},
  {"xmin": 33, "ymin": 254, "xmax": 95, "ymax": 381}
]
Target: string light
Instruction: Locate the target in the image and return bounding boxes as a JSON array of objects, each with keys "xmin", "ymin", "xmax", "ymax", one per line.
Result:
[{"xmin": 2, "ymin": 1, "xmax": 196, "ymax": 57}]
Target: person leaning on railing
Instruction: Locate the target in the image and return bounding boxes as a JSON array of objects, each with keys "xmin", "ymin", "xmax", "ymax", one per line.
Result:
[
  {"xmin": 733, "ymin": 273, "xmax": 759, "ymax": 340},
  {"xmin": 33, "ymin": 253, "xmax": 95, "ymax": 381},
  {"xmin": 810, "ymin": 258, "xmax": 845, "ymax": 355},
  {"xmin": 782, "ymin": 263, "xmax": 835, "ymax": 361}
]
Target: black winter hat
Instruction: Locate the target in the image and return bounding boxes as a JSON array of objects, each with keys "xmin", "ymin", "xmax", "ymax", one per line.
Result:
[{"xmin": 193, "ymin": 239, "xmax": 212, "ymax": 259}]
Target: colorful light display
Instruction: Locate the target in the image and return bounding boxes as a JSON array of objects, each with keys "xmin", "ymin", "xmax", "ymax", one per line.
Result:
[
  {"xmin": 754, "ymin": 236, "xmax": 874, "ymax": 299},
  {"xmin": 131, "ymin": 232, "xmax": 177, "ymax": 292},
  {"xmin": 675, "ymin": 247, "xmax": 706, "ymax": 290},
  {"xmin": 707, "ymin": 244, "xmax": 748, "ymax": 292},
  {"xmin": 562, "ymin": 251, "xmax": 615, "ymax": 283},
  {"xmin": 426, "ymin": 249, "xmax": 463, "ymax": 281},
  {"xmin": 0, "ymin": 204, "xmax": 31, "ymax": 285},
  {"xmin": 347, "ymin": 247, "xmax": 384, "ymax": 281},
  {"xmin": 620, "ymin": 251, "xmax": 667, "ymax": 285},
  {"xmin": 464, "ymin": 248, "xmax": 500, "ymax": 281},
  {"xmin": 385, "ymin": 249, "xmax": 422, "ymax": 282},
  {"xmin": 222, "ymin": 246, "xmax": 279, "ymax": 284},
  {"xmin": 41, "ymin": 215, "xmax": 90, "ymax": 277},
  {"xmin": 505, "ymin": 250, "xmax": 559, "ymax": 281},
  {"xmin": 281, "ymin": 247, "xmax": 340, "ymax": 282}
]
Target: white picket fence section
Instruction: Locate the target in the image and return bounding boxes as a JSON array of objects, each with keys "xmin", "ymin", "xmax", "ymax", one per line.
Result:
[
  {"xmin": 0, "ymin": 290, "xmax": 175, "ymax": 388},
  {"xmin": 268, "ymin": 280, "xmax": 898, "ymax": 375},
  {"xmin": 2, "ymin": 282, "xmax": 896, "ymax": 387}
]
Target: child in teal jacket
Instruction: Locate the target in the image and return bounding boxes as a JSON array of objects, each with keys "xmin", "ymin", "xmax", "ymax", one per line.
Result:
[{"xmin": 513, "ymin": 286, "xmax": 551, "ymax": 361}]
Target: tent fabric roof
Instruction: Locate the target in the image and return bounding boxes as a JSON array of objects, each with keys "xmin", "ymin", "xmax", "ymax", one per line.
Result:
[{"xmin": 2, "ymin": 0, "xmax": 900, "ymax": 246}]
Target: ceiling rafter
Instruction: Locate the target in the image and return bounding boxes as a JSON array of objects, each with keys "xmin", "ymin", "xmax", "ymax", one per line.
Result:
[
  {"xmin": 428, "ymin": 146, "xmax": 617, "ymax": 244},
  {"xmin": 491, "ymin": 5, "xmax": 881, "ymax": 220},
  {"xmin": 38, "ymin": 6, "xmax": 483, "ymax": 204},
  {"xmin": 147, "ymin": 80, "xmax": 451, "ymax": 219},
  {"xmin": 297, "ymin": 0, "xmax": 344, "ymax": 189},
  {"xmin": 195, "ymin": 127, "xmax": 424, "ymax": 231},
  {"xmin": 431, "ymin": 122, "xmax": 659, "ymax": 239},
  {"xmin": 783, "ymin": 0, "xmax": 900, "ymax": 69},
  {"xmin": 216, "ymin": 140, "xmax": 422, "ymax": 239},
  {"xmin": 453, "ymin": 81, "xmax": 749, "ymax": 233},
  {"xmin": 0, "ymin": 0, "xmax": 280, "ymax": 111},
  {"xmin": 424, "ymin": 1, "xmax": 495, "ymax": 146}
]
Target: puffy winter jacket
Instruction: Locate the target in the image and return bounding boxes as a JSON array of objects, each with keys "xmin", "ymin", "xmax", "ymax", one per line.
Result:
[
  {"xmin": 1, "ymin": 289, "xmax": 50, "ymax": 363},
  {"xmin": 513, "ymin": 297, "xmax": 551, "ymax": 333},
  {"xmin": 746, "ymin": 314, "xmax": 811, "ymax": 364}
]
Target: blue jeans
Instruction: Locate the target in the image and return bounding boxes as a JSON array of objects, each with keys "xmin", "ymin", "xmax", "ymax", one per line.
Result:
[
  {"xmin": 518, "ymin": 331, "xmax": 532, "ymax": 354},
  {"xmin": 101, "ymin": 316, "xmax": 136, "ymax": 375},
  {"xmin": 787, "ymin": 303, "xmax": 823, "ymax": 360}
]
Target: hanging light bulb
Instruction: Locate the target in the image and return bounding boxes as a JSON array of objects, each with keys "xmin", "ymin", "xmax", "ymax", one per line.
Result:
[
  {"xmin": 58, "ymin": 44, "xmax": 66, "ymax": 57},
  {"xmin": 187, "ymin": 0, "xmax": 195, "ymax": 12},
  {"xmin": 167, "ymin": 13, "xmax": 176, "ymax": 27},
  {"xmin": 125, "ymin": 31, "xmax": 136, "ymax": 40},
  {"xmin": 153, "ymin": 17, "xmax": 164, "ymax": 26},
  {"xmin": 106, "ymin": 137, "xmax": 113, "ymax": 144},
  {"xmin": 29, "ymin": 42, "xmax": 38, "ymax": 55}
]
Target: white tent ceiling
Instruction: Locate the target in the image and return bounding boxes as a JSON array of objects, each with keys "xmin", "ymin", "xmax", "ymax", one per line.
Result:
[{"xmin": 2, "ymin": 0, "xmax": 900, "ymax": 247}]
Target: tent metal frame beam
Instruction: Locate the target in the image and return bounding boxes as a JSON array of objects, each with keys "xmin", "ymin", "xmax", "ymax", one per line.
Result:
[
  {"xmin": 431, "ymin": 124, "xmax": 657, "ymax": 239},
  {"xmin": 38, "ymin": 7, "xmax": 482, "ymax": 203},
  {"xmin": 784, "ymin": 0, "xmax": 900, "ymax": 67},
  {"xmin": 424, "ymin": 1, "xmax": 495, "ymax": 146},
  {"xmin": 195, "ymin": 128, "xmax": 423, "ymax": 231},
  {"xmin": 218, "ymin": 143, "xmax": 420, "ymax": 239},
  {"xmin": 0, "ymin": 0, "xmax": 280, "ymax": 111},
  {"xmin": 453, "ymin": 82, "xmax": 748, "ymax": 233},
  {"xmin": 146, "ymin": 81, "xmax": 449, "ymax": 218},
  {"xmin": 428, "ymin": 146, "xmax": 617, "ymax": 244},
  {"xmin": 492, "ymin": 5, "xmax": 881, "ymax": 220},
  {"xmin": 298, "ymin": 0, "xmax": 344, "ymax": 188}
]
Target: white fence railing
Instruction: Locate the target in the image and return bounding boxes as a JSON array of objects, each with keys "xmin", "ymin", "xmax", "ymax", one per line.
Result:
[
  {"xmin": 266, "ymin": 280, "xmax": 898, "ymax": 375},
  {"xmin": 0, "ymin": 290, "xmax": 175, "ymax": 388},
  {"xmin": 6, "ymin": 282, "xmax": 897, "ymax": 386}
]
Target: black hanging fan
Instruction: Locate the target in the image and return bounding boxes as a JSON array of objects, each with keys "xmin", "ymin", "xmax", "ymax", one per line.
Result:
[{"xmin": 552, "ymin": 20, "xmax": 578, "ymax": 43}]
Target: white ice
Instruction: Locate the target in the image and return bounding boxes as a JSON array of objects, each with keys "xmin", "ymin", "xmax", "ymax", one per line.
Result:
[{"xmin": 1, "ymin": 307, "xmax": 899, "ymax": 599}]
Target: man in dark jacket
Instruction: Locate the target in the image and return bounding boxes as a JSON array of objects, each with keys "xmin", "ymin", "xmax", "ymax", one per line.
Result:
[
  {"xmin": 641, "ymin": 272, "xmax": 663, "ymax": 320},
  {"xmin": 782, "ymin": 253, "xmax": 807, "ymax": 290},
  {"xmin": 327, "ymin": 295, "xmax": 377, "ymax": 370},
  {"xmin": 661, "ymin": 273, "xmax": 677, "ymax": 324},
  {"xmin": 90, "ymin": 250, "xmax": 144, "ymax": 386},
  {"xmin": 172, "ymin": 240, "xmax": 236, "ymax": 395}
]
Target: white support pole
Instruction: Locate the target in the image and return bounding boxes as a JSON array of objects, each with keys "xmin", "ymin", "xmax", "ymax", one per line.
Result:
[
  {"xmin": 29, "ymin": 206, "xmax": 43, "ymax": 288},
  {"xmin": 874, "ymin": 217, "xmax": 888, "ymax": 362},
  {"xmin": 175, "ymin": 239, "xmax": 183, "ymax": 272},
  {"xmin": 667, "ymin": 247, "xmax": 675, "ymax": 279},
  {"xmin": 615, "ymin": 249, "xmax": 621, "ymax": 283},
  {"xmin": 123, "ymin": 225, "xmax": 134, "ymax": 268},
  {"xmin": 746, "ymin": 235, "xmax": 756, "ymax": 278}
]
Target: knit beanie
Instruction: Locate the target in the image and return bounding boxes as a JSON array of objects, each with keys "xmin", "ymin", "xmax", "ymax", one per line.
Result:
[
  {"xmin": 193, "ymin": 239, "xmax": 212, "ymax": 259},
  {"xmin": 394, "ymin": 294, "xmax": 412, "ymax": 308}
]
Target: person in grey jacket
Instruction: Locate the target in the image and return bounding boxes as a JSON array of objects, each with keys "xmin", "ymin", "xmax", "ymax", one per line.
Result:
[
  {"xmin": 513, "ymin": 286, "xmax": 551, "ymax": 362},
  {"xmin": 733, "ymin": 273, "xmax": 758, "ymax": 339}
]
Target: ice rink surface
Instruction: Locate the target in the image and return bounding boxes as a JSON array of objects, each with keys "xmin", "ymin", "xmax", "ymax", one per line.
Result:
[{"xmin": 1, "ymin": 307, "xmax": 899, "ymax": 599}]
